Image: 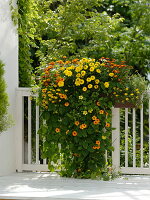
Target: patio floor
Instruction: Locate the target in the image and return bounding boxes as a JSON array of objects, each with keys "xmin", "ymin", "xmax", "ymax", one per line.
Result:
[{"xmin": 0, "ymin": 172, "xmax": 150, "ymax": 200}]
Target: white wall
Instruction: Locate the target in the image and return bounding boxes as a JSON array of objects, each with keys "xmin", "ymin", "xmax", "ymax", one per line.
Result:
[{"xmin": 0, "ymin": 0, "xmax": 18, "ymax": 176}]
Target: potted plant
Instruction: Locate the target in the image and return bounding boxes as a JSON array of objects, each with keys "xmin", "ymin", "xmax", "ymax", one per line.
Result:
[{"xmin": 114, "ymin": 74, "xmax": 148, "ymax": 108}]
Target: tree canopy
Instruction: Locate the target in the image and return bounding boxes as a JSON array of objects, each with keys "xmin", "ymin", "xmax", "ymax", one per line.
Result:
[{"xmin": 14, "ymin": 0, "xmax": 150, "ymax": 86}]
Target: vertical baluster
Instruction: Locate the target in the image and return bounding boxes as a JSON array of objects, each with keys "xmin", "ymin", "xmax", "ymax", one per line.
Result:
[
  {"xmin": 125, "ymin": 108, "xmax": 128, "ymax": 168},
  {"xmin": 133, "ymin": 108, "xmax": 136, "ymax": 167},
  {"xmin": 105, "ymin": 150, "xmax": 108, "ymax": 164},
  {"xmin": 28, "ymin": 97, "xmax": 32, "ymax": 164},
  {"xmin": 36, "ymin": 105, "xmax": 39, "ymax": 164},
  {"xmin": 43, "ymin": 120, "xmax": 47, "ymax": 165},
  {"xmin": 43, "ymin": 156, "xmax": 47, "ymax": 165},
  {"xmin": 149, "ymin": 98, "xmax": 150, "ymax": 168},
  {"xmin": 140, "ymin": 103, "xmax": 144, "ymax": 168}
]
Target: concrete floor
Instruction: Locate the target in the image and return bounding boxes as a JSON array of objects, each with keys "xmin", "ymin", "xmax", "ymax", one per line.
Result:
[{"xmin": 0, "ymin": 172, "xmax": 150, "ymax": 200}]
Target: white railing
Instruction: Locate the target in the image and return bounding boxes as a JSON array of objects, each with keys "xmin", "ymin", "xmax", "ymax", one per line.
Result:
[
  {"xmin": 16, "ymin": 88, "xmax": 48, "ymax": 172},
  {"xmin": 119, "ymin": 92, "xmax": 150, "ymax": 174},
  {"xmin": 15, "ymin": 87, "xmax": 150, "ymax": 174}
]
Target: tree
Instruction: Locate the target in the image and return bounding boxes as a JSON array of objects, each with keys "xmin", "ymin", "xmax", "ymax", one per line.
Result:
[
  {"xmin": 13, "ymin": 0, "xmax": 150, "ymax": 86},
  {"xmin": 0, "ymin": 61, "xmax": 12, "ymax": 133}
]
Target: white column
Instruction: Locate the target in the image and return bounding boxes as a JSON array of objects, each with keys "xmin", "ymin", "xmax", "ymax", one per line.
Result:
[
  {"xmin": 0, "ymin": 0, "xmax": 18, "ymax": 176},
  {"xmin": 112, "ymin": 108, "xmax": 120, "ymax": 172}
]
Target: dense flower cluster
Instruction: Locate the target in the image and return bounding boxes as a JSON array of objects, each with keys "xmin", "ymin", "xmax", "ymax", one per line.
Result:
[{"xmin": 37, "ymin": 57, "xmax": 145, "ymax": 179}]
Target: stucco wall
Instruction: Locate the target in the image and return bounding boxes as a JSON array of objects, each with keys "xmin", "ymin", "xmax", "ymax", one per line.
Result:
[{"xmin": 0, "ymin": 0, "xmax": 18, "ymax": 176}]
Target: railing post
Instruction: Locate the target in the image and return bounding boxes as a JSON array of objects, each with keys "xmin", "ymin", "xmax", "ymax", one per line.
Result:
[
  {"xmin": 112, "ymin": 107, "xmax": 120, "ymax": 172},
  {"xmin": 15, "ymin": 89, "xmax": 24, "ymax": 172}
]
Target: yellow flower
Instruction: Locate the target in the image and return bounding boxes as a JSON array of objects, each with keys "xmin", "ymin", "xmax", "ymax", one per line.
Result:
[
  {"xmin": 90, "ymin": 67, "xmax": 94, "ymax": 72},
  {"xmin": 88, "ymin": 108, "xmax": 93, "ymax": 113},
  {"xmin": 86, "ymin": 77, "xmax": 91, "ymax": 82},
  {"xmin": 89, "ymin": 62, "xmax": 94, "ymax": 67},
  {"xmin": 126, "ymin": 98, "xmax": 129, "ymax": 101},
  {"xmin": 42, "ymin": 94, "xmax": 46, "ymax": 98},
  {"xmin": 95, "ymin": 79, "xmax": 100, "ymax": 84},
  {"xmin": 84, "ymin": 65, "xmax": 88, "ymax": 70},
  {"xmin": 91, "ymin": 76, "xmax": 95, "ymax": 80},
  {"xmin": 88, "ymin": 84, "xmax": 93, "ymax": 89},
  {"xmin": 76, "ymin": 73, "xmax": 81, "ymax": 78},
  {"xmin": 124, "ymin": 93, "xmax": 128, "ymax": 96},
  {"xmin": 104, "ymin": 82, "xmax": 109, "ymax": 88},
  {"xmin": 109, "ymin": 73, "xmax": 114, "ymax": 77},
  {"xmin": 102, "ymin": 136, "xmax": 107, "ymax": 140},
  {"xmin": 75, "ymin": 81, "xmax": 80, "ymax": 86},
  {"xmin": 101, "ymin": 63, "xmax": 105, "ymax": 66},
  {"xmin": 58, "ymin": 81, "xmax": 64, "ymax": 87},
  {"xmin": 75, "ymin": 66, "xmax": 82, "ymax": 72},
  {"xmin": 64, "ymin": 70, "xmax": 72, "ymax": 76},
  {"xmin": 92, "ymin": 116, "xmax": 97, "ymax": 120},
  {"xmin": 130, "ymin": 93, "xmax": 134, "ymax": 96},
  {"xmin": 75, "ymin": 78, "xmax": 81, "ymax": 86},
  {"xmin": 126, "ymin": 88, "xmax": 129, "ymax": 90},
  {"xmin": 82, "ymin": 87, "xmax": 87, "ymax": 91},
  {"xmin": 79, "ymin": 95, "xmax": 83, "ymax": 100},
  {"xmin": 83, "ymin": 111, "xmax": 88, "ymax": 115},
  {"xmin": 76, "ymin": 78, "xmax": 81, "ymax": 82},
  {"xmin": 81, "ymin": 58, "xmax": 88, "ymax": 63},
  {"xmin": 80, "ymin": 79, "xmax": 84, "ymax": 85},
  {"xmin": 81, "ymin": 70, "xmax": 86, "ymax": 76},
  {"xmin": 96, "ymin": 69, "xmax": 101, "ymax": 73},
  {"xmin": 42, "ymin": 88, "xmax": 47, "ymax": 93},
  {"xmin": 94, "ymin": 85, "xmax": 99, "ymax": 89},
  {"xmin": 68, "ymin": 65, "xmax": 75, "ymax": 70}
]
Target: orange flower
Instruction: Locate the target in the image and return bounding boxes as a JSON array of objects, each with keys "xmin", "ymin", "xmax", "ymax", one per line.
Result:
[
  {"xmin": 72, "ymin": 131, "xmax": 78, "ymax": 136},
  {"xmin": 80, "ymin": 124, "xmax": 87, "ymax": 129},
  {"xmin": 56, "ymin": 60, "xmax": 64, "ymax": 64},
  {"xmin": 105, "ymin": 122, "xmax": 110, "ymax": 127},
  {"xmin": 73, "ymin": 153, "xmax": 79, "ymax": 157},
  {"xmin": 96, "ymin": 140, "xmax": 100, "ymax": 145},
  {"xmin": 75, "ymin": 121, "xmax": 80, "ymax": 126},
  {"xmin": 64, "ymin": 102, "xmax": 69, "ymax": 106},
  {"xmin": 93, "ymin": 120, "xmax": 99, "ymax": 125},
  {"xmin": 72, "ymin": 58, "xmax": 79, "ymax": 63},
  {"xmin": 99, "ymin": 110, "xmax": 104, "ymax": 114},
  {"xmin": 49, "ymin": 61, "xmax": 55, "ymax": 65},
  {"xmin": 95, "ymin": 118, "xmax": 100, "ymax": 123},
  {"xmin": 96, "ymin": 101, "xmax": 100, "ymax": 106},
  {"xmin": 92, "ymin": 146, "xmax": 100, "ymax": 150},
  {"xmin": 59, "ymin": 94, "xmax": 67, "ymax": 99},
  {"xmin": 55, "ymin": 128, "xmax": 60, "ymax": 133},
  {"xmin": 93, "ymin": 118, "xmax": 100, "ymax": 125}
]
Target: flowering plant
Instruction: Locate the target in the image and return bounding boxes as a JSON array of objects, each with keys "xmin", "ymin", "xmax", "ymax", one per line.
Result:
[{"xmin": 37, "ymin": 57, "xmax": 147, "ymax": 179}]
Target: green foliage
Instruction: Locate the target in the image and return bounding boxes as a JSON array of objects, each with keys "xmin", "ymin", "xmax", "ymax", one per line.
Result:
[
  {"xmin": 10, "ymin": 0, "xmax": 150, "ymax": 87},
  {"xmin": 34, "ymin": 0, "xmax": 150, "ymax": 77},
  {"xmin": 36, "ymin": 57, "xmax": 147, "ymax": 179},
  {"xmin": 0, "ymin": 61, "xmax": 13, "ymax": 133}
]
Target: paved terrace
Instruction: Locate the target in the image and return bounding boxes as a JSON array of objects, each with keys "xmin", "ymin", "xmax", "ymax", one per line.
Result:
[{"xmin": 0, "ymin": 172, "xmax": 150, "ymax": 200}]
